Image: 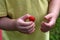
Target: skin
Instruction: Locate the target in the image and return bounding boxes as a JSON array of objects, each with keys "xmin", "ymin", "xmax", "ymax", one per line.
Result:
[
  {"xmin": 16, "ymin": 14, "xmax": 35, "ymax": 34},
  {"xmin": 0, "ymin": 0, "xmax": 59, "ymax": 34},
  {"xmin": 0, "ymin": 14, "xmax": 35, "ymax": 34},
  {"xmin": 40, "ymin": 0, "xmax": 60, "ymax": 32}
]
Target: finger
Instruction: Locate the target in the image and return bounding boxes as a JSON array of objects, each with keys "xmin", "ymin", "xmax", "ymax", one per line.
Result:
[
  {"xmin": 28, "ymin": 28, "xmax": 35, "ymax": 34},
  {"xmin": 41, "ymin": 21, "xmax": 50, "ymax": 32},
  {"xmin": 19, "ymin": 25, "xmax": 35, "ymax": 34},
  {"xmin": 41, "ymin": 22, "xmax": 48, "ymax": 32},
  {"xmin": 43, "ymin": 17, "xmax": 55, "ymax": 28},
  {"xmin": 23, "ymin": 26, "xmax": 35, "ymax": 34},
  {"xmin": 20, "ymin": 14, "xmax": 31, "ymax": 20},
  {"xmin": 44, "ymin": 14, "xmax": 52, "ymax": 20},
  {"xmin": 24, "ymin": 24, "xmax": 35, "ymax": 34},
  {"xmin": 17, "ymin": 19, "xmax": 33, "ymax": 26},
  {"xmin": 44, "ymin": 18, "xmax": 55, "ymax": 28},
  {"xmin": 41, "ymin": 18, "xmax": 55, "ymax": 32},
  {"xmin": 19, "ymin": 28, "xmax": 35, "ymax": 34},
  {"xmin": 27, "ymin": 24, "xmax": 35, "ymax": 32},
  {"xmin": 48, "ymin": 18, "xmax": 56, "ymax": 27},
  {"xmin": 18, "ymin": 23, "xmax": 35, "ymax": 31},
  {"xmin": 19, "ymin": 26, "xmax": 34, "ymax": 33}
]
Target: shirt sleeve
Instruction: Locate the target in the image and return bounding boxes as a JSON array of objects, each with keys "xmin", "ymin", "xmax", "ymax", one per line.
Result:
[{"xmin": 0, "ymin": 0, "xmax": 7, "ymax": 17}]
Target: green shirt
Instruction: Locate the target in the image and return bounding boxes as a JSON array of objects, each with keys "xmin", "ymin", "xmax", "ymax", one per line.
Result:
[{"xmin": 0, "ymin": 0, "xmax": 49, "ymax": 40}]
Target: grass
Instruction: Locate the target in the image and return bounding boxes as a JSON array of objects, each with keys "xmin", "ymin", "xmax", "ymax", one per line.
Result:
[{"xmin": 50, "ymin": 16, "xmax": 60, "ymax": 40}]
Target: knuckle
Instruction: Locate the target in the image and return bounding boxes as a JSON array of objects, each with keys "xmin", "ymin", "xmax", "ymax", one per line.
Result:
[
  {"xmin": 44, "ymin": 16, "xmax": 47, "ymax": 18},
  {"xmin": 44, "ymin": 16, "xmax": 47, "ymax": 19},
  {"xmin": 28, "ymin": 28, "xmax": 34, "ymax": 32},
  {"xmin": 25, "ymin": 22, "xmax": 35, "ymax": 29},
  {"xmin": 47, "ymin": 24, "xmax": 53, "ymax": 28}
]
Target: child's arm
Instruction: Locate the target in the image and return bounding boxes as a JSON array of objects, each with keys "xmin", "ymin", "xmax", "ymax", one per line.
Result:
[
  {"xmin": 41, "ymin": 0, "xmax": 60, "ymax": 32},
  {"xmin": 0, "ymin": 14, "xmax": 35, "ymax": 34}
]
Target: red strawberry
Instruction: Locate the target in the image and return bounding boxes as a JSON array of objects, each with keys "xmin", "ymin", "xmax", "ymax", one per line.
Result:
[{"xmin": 29, "ymin": 16, "xmax": 35, "ymax": 22}]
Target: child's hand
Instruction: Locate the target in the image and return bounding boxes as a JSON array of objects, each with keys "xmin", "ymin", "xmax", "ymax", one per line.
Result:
[
  {"xmin": 40, "ymin": 13, "xmax": 57, "ymax": 32},
  {"xmin": 16, "ymin": 14, "xmax": 35, "ymax": 34}
]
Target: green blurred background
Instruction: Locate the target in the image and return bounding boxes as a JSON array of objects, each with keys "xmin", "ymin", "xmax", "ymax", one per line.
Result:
[{"xmin": 50, "ymin": 15, "xmax": 60, "ymax": 40}]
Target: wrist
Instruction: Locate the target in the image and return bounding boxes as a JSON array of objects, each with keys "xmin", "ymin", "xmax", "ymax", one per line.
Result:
[
  {"xmin": 12, "ymin": 19, "xmax": 19, "ymax": 31},
  {"xmin": 14, "ymin": 19, "xmax": 21, "ymax": 31}
]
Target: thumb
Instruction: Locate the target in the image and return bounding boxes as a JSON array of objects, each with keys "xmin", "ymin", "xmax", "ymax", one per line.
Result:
[
  {"xmin": 17, "ymin": 19, "xmax": 33, "ymax": 26},
  {"xmin": 44, "ymin": 14, "xmax": 52, "ymax": 20},
  {"xmin": 43, "ymin": 18, "xmax": 55, "ymax": 28},
  {"xmin": 20, "ymin": 14, "xmax": 31, "ymax": 20}
]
